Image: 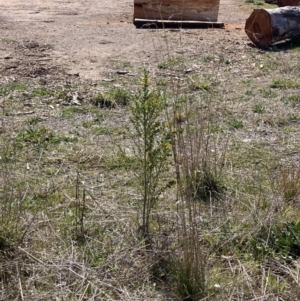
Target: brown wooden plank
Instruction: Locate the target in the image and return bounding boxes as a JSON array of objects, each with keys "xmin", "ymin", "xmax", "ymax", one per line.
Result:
[
  {"xmin": 134, "ymin": 18, "xmax": 224, "ymax": 28},
  {"xmin": 134, "ymin": 0, "xmax": 220, "ymax": 22}
]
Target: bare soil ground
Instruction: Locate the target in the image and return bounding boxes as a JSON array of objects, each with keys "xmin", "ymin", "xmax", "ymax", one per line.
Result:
[{"xmin": 0, "ymin": 0, "xmax": 248, "ymax": 80}]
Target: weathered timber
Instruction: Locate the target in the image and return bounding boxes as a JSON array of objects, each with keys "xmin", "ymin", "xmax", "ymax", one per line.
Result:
[
  {"xmin": 133, "ymin": 0, "xmax": 220, "ymax": 22},
  {"xmin": 134, "ymin": 18, "xmax": 224, "ymax": 28},
  {"xmin": 265, "ymin": 0, "xmax": 278, "ymax": 4},
  {"xmin": 278, "ymin": 0, "xmax": 300, "ymax": 6},
  {"xmin": 245, "ymin": 7, "xmax": 300, "ymax": 48}
]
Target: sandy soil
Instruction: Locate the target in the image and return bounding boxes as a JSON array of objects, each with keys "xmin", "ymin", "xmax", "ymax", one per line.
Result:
[{"xmin": 0, "ymin": 0, "xmax": 249, "ymax": 80}]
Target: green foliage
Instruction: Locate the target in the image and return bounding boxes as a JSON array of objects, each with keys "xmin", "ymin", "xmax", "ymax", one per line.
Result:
[
  {"xmin": 252, "ymin": 221, "xmax": 300, "ymax": 260},
  {"xmin": 130, "ymin": 71, "xmax": 171, "ymax": 243}
]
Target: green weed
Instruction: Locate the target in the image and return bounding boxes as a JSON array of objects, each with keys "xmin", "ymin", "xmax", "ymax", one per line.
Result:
[
  {"xmin": 31, "ymin": 88, "xmax": 53, "ymax": 97},
  {"xmin": 260, "ymin": 89, "xmax": 277, "ymax": 98},
  {"xmin": 227, "ymin": 118, "xmax": 243, "ymax": 129},
  {"xmin": 281, "ymin": 94, "xmax": 300, "ymax": 106},
  {"xmin": 270, "ymin": 79, "xmax": 300, "ymax": 89},
  {"xmin": 92, "ymin": 87, "xmax": 131, "ymax": 108},
  {"xmin": 253, "ymin": 103, "xmax": 266, "ymax": 113},
  {"xmin": 15, "ymin": 126, "xmax": 75, "ymax": 149},
  {"xmin": 252, "ymin": 221, "xmax": 300, "ymax": 260},
  {"xmin": 158, "ymin": 57, "xmax": 184, "ymax": 70},
  {"xmin": 188, "ymin": 77, "xmax": 210, "ymax": 91},
  {"xmin": 201, "ymin": 55, "xmax": 214, "ymax": 63},
  {"xmin": 61, "ymin": 105, "xmax": 101, "ymax": 118}
]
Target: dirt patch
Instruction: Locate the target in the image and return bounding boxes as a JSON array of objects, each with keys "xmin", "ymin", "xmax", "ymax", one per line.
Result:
[{"xmin": 0, "ymin": 0, "xmax": 249, "ymax": 81}]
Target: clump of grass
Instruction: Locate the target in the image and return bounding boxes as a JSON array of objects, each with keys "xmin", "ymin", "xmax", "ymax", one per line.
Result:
[
  {"xmin": 253, "ymin": 102, "xmax": 266, "ymax": 113},
  {"xmin": 274, "ymin": 164, "xmax": 300, "ymax": 203},
  {"xmin": 227, "ymin": 118, "xmax": 243, "ymax": 129},
  {"xmin": 260, "ymin": 89, "xmax": 277, "ymax": 98},
  {"xmin": 6, "ymin": 82, "xmax": 27, "ymax": 91},
  {"xmin": 0, "ymin": 135, "xmax": 35, "ymax": 253},
  {"xmin": 14, "ymin": 125, "xmax": 75, "ymax": 149},
  {"xmin": 158, "ymin": 56, "xmax": 183, "ymax": 70},
  {"xmin": 188, "ymin": 76, "xmax": 210, "ymax": 91},
  {"xmin": 31, "ymin": 87, "xmax": 54, "ymax": 97},
  {"xmin": 270, "ymin": 79, "xmax": 300, "ymax": 89},
  {"xmin": 92, "ymin": 87, "xmax": 131, "ymax": 108},
  {"xmin": 55, "ymin": 89, "xmax": 70, "ymax": 101},
  {"xmin": 289, "ymin": 114, "xmax": 300, "ymax": 122},
  {"xmin": 189, "ymin": 165, "xmax": 226, "ymax": 202},
  {"xmin": 164, "ymin": 76, "xmax": 227, "ymax": 300},
  {"xmin": 281, "ymin": 94, "xmax": 300, "ymax": 107},
  {"xmin": 172, "ymin": 254, "xmax": 206, "ymax": 301},
  {"xmin": 201, "ymin": 55, "xmax": 214, "ymax": 63}
]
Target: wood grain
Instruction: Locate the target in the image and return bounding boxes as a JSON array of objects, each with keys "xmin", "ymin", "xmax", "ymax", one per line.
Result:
[{"xmin": 134, "ymin": 0, "xmax": 220, "ymax": 22}]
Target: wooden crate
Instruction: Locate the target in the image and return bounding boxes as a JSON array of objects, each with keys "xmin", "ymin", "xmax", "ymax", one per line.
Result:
[{"xmin": 133, "ymin": 0, "xmax": 220, "ymax": 22}]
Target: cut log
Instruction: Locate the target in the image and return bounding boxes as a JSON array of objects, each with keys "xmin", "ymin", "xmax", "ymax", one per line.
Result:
[
  {"xmin": 278, "ymin": 0, "xmax": 300, "ymax": 6},
  {"xmin": 245, "ymin": 7, "xmax": 300, "ymax": 48},
  {"xmin": 133, "ymin": 0, "xmax": 220, "ymax": 22}
]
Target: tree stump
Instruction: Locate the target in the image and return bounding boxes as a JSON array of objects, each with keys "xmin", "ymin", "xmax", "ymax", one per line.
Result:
[{"xmin": 245, "ymin": 7, "xmax": 300, "ymax": 48}]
